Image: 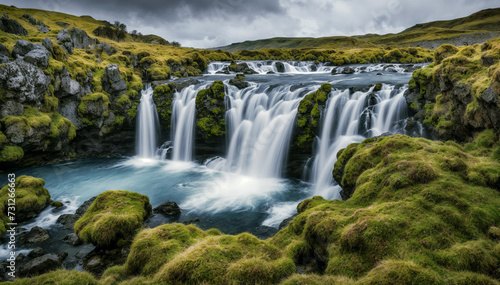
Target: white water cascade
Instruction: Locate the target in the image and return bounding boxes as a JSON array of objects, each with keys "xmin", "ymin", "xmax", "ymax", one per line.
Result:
[
  {"xmin": 311, "ymin": 84, "xmax": 409, "ymax": 198},
  {"xmin": 171, "ymin": 83, "xmax": 211, "ymax": 161},
  {"xmin": 206, "ymin": 83, "xmax": 319, "ymax": 178},
  {"xmin": 135, "ymin": 85, "xmax": 160, "ymax": 158}
]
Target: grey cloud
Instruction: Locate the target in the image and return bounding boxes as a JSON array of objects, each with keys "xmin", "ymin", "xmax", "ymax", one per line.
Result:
[{"xmin": 1, "ymin": 0, "xmax": 498, "ymax": 48}]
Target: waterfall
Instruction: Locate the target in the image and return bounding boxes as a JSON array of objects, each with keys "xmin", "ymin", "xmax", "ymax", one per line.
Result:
[
  {"xmin": 135, "ymin": 85, "xmax": 160, "ymax": 158},
  {"xmin": 311, "ymin": 84, "xmax": 409, "ymax": 198},
  {"xmin": 171, "ymin": 83, "xmax": 211, "ymax": 161},
  {"xmin": 206, "ymin": 83, "xmax": 318, "ymax": 178}
]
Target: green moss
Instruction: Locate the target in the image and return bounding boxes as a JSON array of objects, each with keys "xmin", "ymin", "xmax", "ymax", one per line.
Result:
[
  {"xmin": 295, "ymin": 83, "xmax": 332, "ymax": 150},
  {"xmin": 0, "ymin": 176, "xmax": 50, "ymax": 235},
  {"xmin": 74, "ymin": 190, "xmax": 152, "ymax": 248},
  {"xmin": 51, "ymin": 201, "xmax": 64, "ymax": 208},
  {"xmin": 6, "ymin": 270, "xmax": 99, "ymax": 285},
  {"xmin": 195, "ymin": 81, "xmax": 226, "ymax": 139},
  {"xmin": 434, "ymin": 44, "xmax": 459, "ymax": 64},
  {"xmin": 153, "ymin": 84, "xmax": 174, "ymax": 128},
  {"xmin": 0, "ymin": 145, "xmax": 24, "ymax": 162}
]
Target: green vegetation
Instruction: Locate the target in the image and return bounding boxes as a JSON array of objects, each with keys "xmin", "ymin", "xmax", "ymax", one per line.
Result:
[
  {"xmin": 152, "ymin": 84, "xmax": 175, "ymax": 129},
  {"xmin": 15, "ymin": 134, "xmax": 500, "ymax": 284},
  {"xmin": 74, "ymin": 190, "xmax": 152, "ymax": 248},
  {"xmin": 407, "ymin": 37, "xmax": 500, "ymax": 141},
  {"xmin": 220, "ymin": 8, "xmax": 500, "ymax": 52},
  {"xmin": 0, "ymin": 176, "xmax": 50, "ymax": 235},
  {"xmin": 195, "ymin": 81, "xmax": 226, "ymax": 139},
  {"xmin": 295, "ymin": 83, "xmax": 332, "ymax": 150}
]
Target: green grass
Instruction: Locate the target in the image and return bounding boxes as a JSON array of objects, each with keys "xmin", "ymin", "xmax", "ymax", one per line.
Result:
[{"xmin": 74, "ymin": 190, "xmax": 152, "ymax": 248}]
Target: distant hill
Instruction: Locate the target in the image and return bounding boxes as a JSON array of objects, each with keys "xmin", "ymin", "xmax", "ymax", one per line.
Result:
[{"xmin": 217, "ymin": 8, "xmax": 500, "ymax": 51}]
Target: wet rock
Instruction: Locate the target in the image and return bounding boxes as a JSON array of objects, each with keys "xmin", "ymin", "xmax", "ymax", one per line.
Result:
[
  {"xmin": 97, "ymin": 42, "xmax": 116, "ymax": 56},
  {"xmin": 279, "ymin": 214, "xmax": 298, "ymax": 230},
  {"xmin": 229, "ymin": 62, "xmax": 258, "ymax": 74},
  {"xmin": 19, "ymin": 253, "xmax": 65, "ymax": 277},
  {"xmin": 331, "ymin": 68, "xmax": 338, "ymax": 75},
  {"xmin": 0, "ymin": 16, "xmax": 28, "ymax": 36},
  {"xmin": 275, "ymin": 62, "xmax": 285, "ymax": 73},
  {"xmin": 102, "ymin": 64, "xmax": 127, "ymax": 97},
  {"xmin": 56, "ymin": 214, "xmax": 79, "ymax": 230},
  {"xmin": 76, "ymin": 197, "xmax": 97, "ymax": 216},
  {"xmin": 62, "ymin": 233, "xmax": 82, "ymax": 246},
  {"xmin": 24, "ymin": 226, "xmax": 50, "ymax": 243},
  {"xmin": 253, "ymin": 226, "xmax": 278, "ymax": 239},
  {"xmin": 266, "ymin": 71, "xmax": 275, "ymax": 74},
  {"xmin": 82, "ymin": 247, "xmax": 129, "ymax": 276},
  {"xmin": 183, "ymin": 218, "xmax": 200, "ymax": 225},
  {"xmin": 24, "ymin": 48, "xmax": 50, "ymax": 69},
  {"xmin": 27, "ymin": 247, "xmax": 46, "ymax": 259},
  {"xmin": 153, "ymin": 201, "xmax": 181, "ymax": 216},
  {"xmin": 376, "ymin": 72, "xmax": 382, "ymax": 75},
  {"xmin": 310, "ymin": 64, "xmax": 317, "ymax": 72},
  {"xmin": 228, "ymin": 73, "xmax": 249, "ymax": 89},
  {"xmin": 341, "ymin": 67, "xmax": 355, "ymax": 74}
]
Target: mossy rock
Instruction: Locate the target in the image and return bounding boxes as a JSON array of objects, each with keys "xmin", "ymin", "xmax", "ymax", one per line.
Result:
[
  {"xmin": 294, "ymin": 83, "xmax": 332, "ymax": 151},
  {"xmin": 74, "ymin": 190, "xmax": 152, "ymax": 248},
  {"xmin": 153, "ymin": 83, "xmax": 175, "ymax": 129},
  {"xmin": 0, "ymin": 176, "xmax": 50, "ymax": 235},
  {"xmin": 195, "ymin": 81, "xmax": 226, "ymax": 139},
  {"xmin": 0, "ymin": 145, "xmax": 24, "ymax": 162}
]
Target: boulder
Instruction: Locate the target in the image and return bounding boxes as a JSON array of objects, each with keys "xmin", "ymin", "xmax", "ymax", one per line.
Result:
[
  {"xmin": 42, "ymin": 38, "xmax": 53, "ymax": 53},
  {"xmin": 60, "ymin": 69, "xmax": 82, "ymax": 97},
  {"xmin": 24, "ymin": 226, "xmax": 50, "ymax": 243},
  {"xmin": 56, "ymin": 214, "xmax": 79, "ymax": 230},
  {"xmin": 102, "ymin": 64, "xmax": 127, "ymax": 97},
  {"xmin": 0, "ymin": 59, "xmax": 50, "ymax": 107},
  {"xmin": 228, "ymin": 73, "xmax": 249, "ymax": 89},
  {"xmin": 331, "ymin": 68, "xmax": 338, "ymax": 75},
  {"xmin": 57, "ymin": 28, "xmax": 98, "ymax": 51},
  {"xmin": 38, "ymin": 25, "xmax": 49, "ymax": 33},
  {"xmin": 12, "ymin": 40, "xmax": 46, "ymax": 58},
  {"xmin": 97, "ymin": 42, "xmax": 116, "ymax": 56},
  {"xmin": 18, "ymin": 253, "xmax": 66, "ymax": 277},
  {"xmin": 229, "ymin": 62, "xmax": 258, "ymax": 74},
  {"xmin": 27, "ymin": 247, "xmax": 46, "ymax": 259},
  {"xmin": 153, "ymin": 201, "xmax": 181, "ymax": 216},
  {"xmin": 56, "ymin": 21, "xmax": 69, "ymax": 28},
  {"xmin": 275, "ymin": 62, "xmax": 285, "ymax": 73},
  {"xmin": 341, "ymin": 67, "xmax": 355, "ymax": 74},
  {"xmin": 22, "ymin": 14, "xmax": 37, "ymax": 25},
  {"xmin": 0, "ymin": 43, "xmax": 10, "ymax": 57},
  {"xmin": 23, "ymin": 48, "xmax": 50, "ymax": 69},
  {"xmin": 0, "ymin": 16, "xmax": 28, "ymax": 36},
  {"xmin": 62, "ymin": 233, "xmax": 82, "ymax": 246}
]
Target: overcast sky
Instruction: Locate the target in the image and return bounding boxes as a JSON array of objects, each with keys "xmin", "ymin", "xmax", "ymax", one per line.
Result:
[{"xmin": 2, "ymin": 0, "xmax": 498, "ymax": 48}]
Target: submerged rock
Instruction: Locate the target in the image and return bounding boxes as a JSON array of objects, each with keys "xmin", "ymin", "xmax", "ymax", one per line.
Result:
[
  {"xmin": 228, "ymin": 73, "xmax": 249, "ymax": 89},
  {"xmin": 62, "ymin": 233, "xmax": 82, "ymax": 246},
  {"xmin": 341, "ymin": 67, "xmax": 355, "ymax": 74},
  {"xmin": 23, "ymin": 226, "xmax": 50, "ymax": 243},
  {"xmin": 153, "ymin": 201, "xmax": 181, "ymax": 216},
  {"xmin": 27, "ymin": 247, "xmax": 46, "ymax": 259}
]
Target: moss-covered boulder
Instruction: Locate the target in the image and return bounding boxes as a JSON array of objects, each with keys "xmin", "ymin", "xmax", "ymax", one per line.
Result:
[
  {"xmin": 228, "ymin": 73, "xmax": 249, "ymax": 89},
  {"xmin": 405, "ymin": 39, "xmax": 500, "ymax": 141},
  {"xmin": 74, "ymin": 190, "xmax": 152, "ymax": 248},
  {"xmin": 294, "ymin": 83, "xmax": 332, "ymax": 152},
  {"xmin": 152, "ymin": 83, "xmax": 175, "ymax": 131},
  {"xmin": 0, "ymin": 176, "xmax": 51, "ymax": 235},
  {"xmin": 195, "ymin": 81, "xmax": 226, "ymax": 140}
]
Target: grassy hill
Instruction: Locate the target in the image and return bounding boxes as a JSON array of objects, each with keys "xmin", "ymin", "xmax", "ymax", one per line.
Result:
[{"xmin": 218, "ymin": 8, "xmax": 500, "ymax": 51}]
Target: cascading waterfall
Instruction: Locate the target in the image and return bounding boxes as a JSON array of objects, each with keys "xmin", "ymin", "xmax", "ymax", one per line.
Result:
[
  {"xmin": 311, "ymin": 84, "xmax": 409, "ymax": 198},
  {"xmin": 171, "ymin": 83, "xmax": 211, "ymax": 161},
  {"xmin": 206, "ymin": 83, "xmax": 319, "ymax": 178},
  {"xmin": 135, "ymin": 85, "xmax": 160, "ymax": 158}
]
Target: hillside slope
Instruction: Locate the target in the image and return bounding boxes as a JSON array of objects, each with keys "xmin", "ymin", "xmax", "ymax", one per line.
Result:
[{"xmin": 219, "ymin": 8, "xmax": 500, "ymax": 51}]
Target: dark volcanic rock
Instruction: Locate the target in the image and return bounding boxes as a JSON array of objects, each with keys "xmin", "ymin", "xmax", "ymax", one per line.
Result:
[
  {"xmin": 22, "ymin": 14, "xmax": 37, "ymax": 25},
  {"xmin": 23, "ymin": 226, "xmax": 50, "ymax": 243},
  {"xmin": 0, "ymin": 16, "xmax": 28, "ymax": 36},
  {"xmin": 154, "ymin": 201, "xmax": 181, "ymax": 216},
  {"xmin": 279, "ymin": 214, "xmax": 298, "ymax": 230},
  {"xmin": 62, "ymin": 233, "xmax": 82, "ymax": 246},
  {"xmin": 253, "ymin": 226, "xmax": 278, "ymax": 239},
  {"xmin": 19, "ymin": 253, "xmax": 66, "ymax": 277},
  {"xmin": 57, "ymin": 197, "xmax": 96, "ymax": 229},
  {"xmin": 275, "ymin": 62, "xmax": 285, "ymax": 73},
  {"xmin": 27, "ymin": 247, "xmax": 46, "ymax": 259},
  {"xmin": 341, "ymin": 67, "xmax": 355, "ymax": 74},
  {"xmin": 228, "ymin": 73, "xmax": 249, "ymax": 89}
]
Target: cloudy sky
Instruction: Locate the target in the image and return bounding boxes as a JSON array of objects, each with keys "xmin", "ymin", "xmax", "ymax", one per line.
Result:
[{"xmin": 2, "ymin": 0, "xmax": 498, "ymax": 48}]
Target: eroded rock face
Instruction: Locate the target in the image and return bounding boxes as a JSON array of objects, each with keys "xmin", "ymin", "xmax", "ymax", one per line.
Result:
[
  {"xmin": 12, "ymin": 39, "xmax": 45, "ymax": 58},
  {"xmin": 102, "ymin": 64, "xmax": 127, "ymax": 97},
  {"xmin": 56, "ymin": 28, "xmax": 98, "ymax": 53},
  {"xmin": 0, "ymin": 59, "xmax": 49, "ymax": 107}
]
